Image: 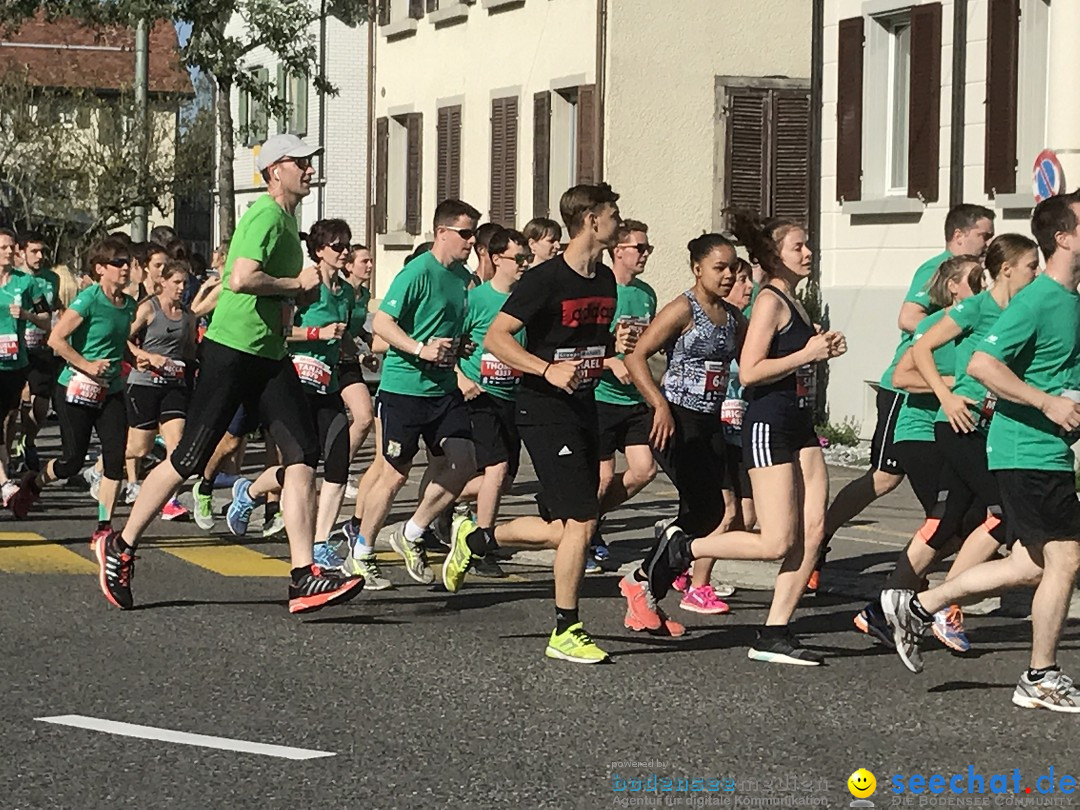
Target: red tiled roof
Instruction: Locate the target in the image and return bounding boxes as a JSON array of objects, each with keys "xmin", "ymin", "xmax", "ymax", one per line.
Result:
[{"xmin": 0, "ymin": 15, "xmax": 192, "ymax": 96}]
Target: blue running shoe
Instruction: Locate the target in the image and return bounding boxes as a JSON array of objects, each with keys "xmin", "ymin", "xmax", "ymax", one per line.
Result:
[
  {"xmin": 932, "ymin": 605, "xmax": 971, "ymax": 652},
  {"xmin": 584, "ymin": 556, "xmax": 602, "ymax": 574},
  {"xmin": 313, "ymin": 541, "xmax": 346, "ymax": 570},
  {"xmin": 590, "ymin": 531, "xmax": 610, "ymax": 563},
  {"xmin": 226, "ymin": 478, "xmax": 258, "ymax": 537}
]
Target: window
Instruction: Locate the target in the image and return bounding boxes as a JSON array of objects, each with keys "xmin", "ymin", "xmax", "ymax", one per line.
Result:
[
  {"xmin": 720, "ymin": 82, "xmax": 811, "ymax": 225},
  {"xmin": 1016, "ymin": 0, "xmax": 1049, "ymax": 183},
  {"xmin": 237, "ymin": 66, "xmax": 270, "ymax": 148},
  {"xmin": 543, "ymin": 84, "xmax": 596, "ymax": 211},
  {"xmin": 376, "ymin": 112, "xmax": 422, "ymax": 236},
  {"xmin": 277, "ymin": 66, "xmax": 309, "ymax": 136},
  {"xmin": 885, "ymin": 19, "xmax": 910, "ymax": 194},
  {"xmin": 490, "ymin": 96, "xmax": 518, "ymax": 226}
]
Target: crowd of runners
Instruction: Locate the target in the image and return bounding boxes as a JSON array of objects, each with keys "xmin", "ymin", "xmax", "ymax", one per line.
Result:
[{"xmin": 2, "ymin": 132, "xmax": 1079, "ymax": 714}]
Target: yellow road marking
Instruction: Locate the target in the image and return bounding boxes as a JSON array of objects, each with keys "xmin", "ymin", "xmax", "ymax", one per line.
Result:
[
  {"xmin": 0, "ymin": 531, "xmax": 97, "ymax": 574},
  {"xmin": 153, "ymin": 537, "xmax": 292, "ymax": 577}
]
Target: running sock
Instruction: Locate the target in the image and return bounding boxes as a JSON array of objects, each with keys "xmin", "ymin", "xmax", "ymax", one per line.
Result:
[
  {"xmin": 908, "ymin": 595, "xmax": 934, "ymax": 622},
  {"xmin": 465, "ymin": 527, "xmax": 489, "ymax": 557},
  {"xmin": 264, "ymin": 501, "xmax": 280, "ymax": 520},
  {"xmin": 97, "ymin": 520, "xmax": 110, "ymax": 532},
  {"xmin": 1027, "ymin": 665, "xmax": 1060, "ymax": 682},
  {"xmin": 404, "ymin": 519, "xmax": 426, "ymax": 543},
  {"xmin": 115, "ymin": 535, "xmax": 134, "ymax": 554},
  {"xmin": 758, "ymin": 624, "xmax": 788, "ymax": 639},
  {"xmin": 291, "ymin": 565, "xmax": 313, "ymax": 582},
  {"xmin": 197, "ymin": 479, "xmax": 213, "ymax": 497},
  {"xmin": 347, "ymin": 515, "xmax": 361, "ymax": 532},
  {"xmin": 555, "ymin": 606, "xmax": 579, "ymax": 635},
  {"xmin": 482, "ymin": 527, "xmax": 499, "ymax": 554},
  {"xmin": 633, "ymin": 569, "xmax": 648, "ymax": 583}
]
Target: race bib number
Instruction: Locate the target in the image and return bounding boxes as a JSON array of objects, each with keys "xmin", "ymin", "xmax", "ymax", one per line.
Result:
[
  {"xmin": 554, "ymin": 345, "xmax": 605, "ymax": 387},
  {"xmin": 293, "ymin": 354, "xmax": 333, "ymax": 394},
  {"xmin": 151, "ymin": 358, "xmax": 186, "ymax": 386},
  {"xmin": 24, "ymin": 326, "xmax": 45, "ymax": 350},
  {"xmin": 0, "ymin": 333, "xmax": 18, "ymax": 361},
  {"xmin": 720, "ymin": 398, "xmax": 746, "ymax": 431},
  {"xmin": 977, "ymin": 391, "xmax": 997, "ymax": 431},
  {"xmin": 796, "ymin": 364, "xmax": 817, "ymax": 410},
  {"xmin": 66, "ymin": 371, "xmax": 105, "ymax": 407},
  {"xmin": 479, "ymin": 352, "xmax": 522, "ymax": 388},
  {"xmin": 703, "ymin": 361, "xmax": 730, "ymax": 402}
]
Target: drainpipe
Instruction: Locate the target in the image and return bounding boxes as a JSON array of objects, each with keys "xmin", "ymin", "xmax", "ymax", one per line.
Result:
[
  {"xmin": 365, "ymin": 11, "xmax": 376, "ymax": 291},
  {"xmin": 949, "ymin": 0, "xmax": 967, "ymax": 207},
  {"xmin": 810, "ymin": 0, "xmax": 823, "ymax": 280},
  {"xmin": 318, "ymin": 0, "xmax": 328, "ymax": 220},
  {"xmin": 595, "ymin": 0, "xmax": 607, "ymax": 180}
]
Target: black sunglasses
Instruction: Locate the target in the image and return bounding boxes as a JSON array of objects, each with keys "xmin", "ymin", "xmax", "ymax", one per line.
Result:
[
  {"xmin": 105, "ymin": 257, "xmax": 130, "ymax": 268},
  {"xmin": 618, "ymin": 243, "xmax": 654, "ymax": 256},
  {"xmin": 500, "ymin": 252, "xmax": 533, "ymax": 267},
  {"xmin": 326, "ymin": 242, "xmax": 350, "ymax": 253},
  {"xmin": 283, "ymin": 156, "xmax": 313, "ymax": 171},
  {"xmin": 444, "ymin": 226, "xmax": 476, "ymax": 241}
]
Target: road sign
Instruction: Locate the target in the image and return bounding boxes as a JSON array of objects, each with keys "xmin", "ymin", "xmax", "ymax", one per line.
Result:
[{"xmin": 1033, "ymin": 149, "xmax": 1065, "ymax": 203}]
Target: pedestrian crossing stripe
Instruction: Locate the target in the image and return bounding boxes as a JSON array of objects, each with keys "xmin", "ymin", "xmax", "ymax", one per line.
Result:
[
  {"xmin": 0, "ymin": 531, "xmax": 97, "ymax": 574},
  {"xmin": 152, "ymin": 537, "xmax": 292, "ymax": 577}
]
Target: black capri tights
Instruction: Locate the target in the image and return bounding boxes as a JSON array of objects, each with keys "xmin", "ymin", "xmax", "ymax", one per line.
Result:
[
  {"xmin": 308, "ymin": 391, "xmax": 351, "ymax": 484},
  {"xmin": 654, "ymin": 403, "xmax": 727, "ymax": 537},
  {"xmin": 52, "ymin": 388, "xmax": 127, "ymax": 480}
]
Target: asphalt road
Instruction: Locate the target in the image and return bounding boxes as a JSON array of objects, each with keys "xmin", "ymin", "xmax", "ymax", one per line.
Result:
[{"xmin": 1, "ymin": 429, "xmax": 1078, "ymax": 810}]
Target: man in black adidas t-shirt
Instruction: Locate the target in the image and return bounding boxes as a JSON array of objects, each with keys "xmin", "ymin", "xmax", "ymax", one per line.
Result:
[{"xmin": 479, "ymin": 184, "xmax": 620, "ymax": 664}]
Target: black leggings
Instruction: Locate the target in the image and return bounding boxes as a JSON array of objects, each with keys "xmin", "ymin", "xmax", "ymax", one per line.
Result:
[
  {"xmin": 52, "ymin": 387, "xmax": 127, "ymax": 480},
  {"xmin": 926, "ymin": 423, "xmax": 1006, "ymax": 549},
  {"xmin": 308, "ymin": 390, "xmax": 350, "ymax": 484},
  {"xmin": 654, "ymin": 403, "xmax": 727, "ymax": 536}
]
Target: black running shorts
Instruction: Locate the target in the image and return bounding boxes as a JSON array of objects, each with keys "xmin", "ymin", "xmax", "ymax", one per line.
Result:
[
  {"xmin": 467, "ymin": 392, "xmax": 521, "ymax": 476},
  {"xmin": 125, "ymin": 383, "xmax": 189, "ymax": 430},
  {"xmin": 997, "ymin": 469, "xmax": 1080, "ymax": 547},
  {"xmin": 519, "ymin": 417, "xmax": 600, "ymax": 522},
  {"xmin": 742, "ymin": 400, "xmax": 818, "ymax": 469},
  {"xmin": 597, "ymin": 401, "xmax": 652, "ymax": 459},
  {"xmin": 869, "ymin": 387, "xmax": 905, "ymax": 475},
  {"xmin": 376, "ymin": 389, "xmax": 473, "ymax": 469}
]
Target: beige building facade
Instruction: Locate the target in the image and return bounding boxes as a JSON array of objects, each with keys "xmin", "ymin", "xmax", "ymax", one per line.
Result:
[{"xmin": 818, "ymin": 0, "xmax": 1068, "ymax": 433}]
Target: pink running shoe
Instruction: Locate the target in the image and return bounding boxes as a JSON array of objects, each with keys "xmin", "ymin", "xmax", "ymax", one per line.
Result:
[
  {"xmin": 672, "ymin": 569, "xmax": 692, "ymax": 594},
  {"xmin": 619, "ymin": 572, "xmax": 662, "ymax": 630},
  {"xmin": 679, "ymin": 584, "xmax": 731, "ymax": 615},
  {"xmin": 161, "ymin": 498, "xmax": 189, "ymax": 521}
]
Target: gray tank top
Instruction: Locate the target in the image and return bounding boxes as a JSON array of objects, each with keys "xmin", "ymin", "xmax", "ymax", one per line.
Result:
[
  {"xmin": 128, "ymin": 297, "xmax": 189, "ymax": 387},
  {"xmin": 661, "ymin": 290, "xmax": 739, "ymax": 414}
]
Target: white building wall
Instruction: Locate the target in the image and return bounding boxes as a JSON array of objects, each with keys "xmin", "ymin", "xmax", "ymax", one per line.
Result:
[
  {"xmin": 373, "ymin": 0, "xmax": 595, "ymax": 296},
  {"xmin": 604, "ymin": 0, "xmax": 812, "ymax": 306}
]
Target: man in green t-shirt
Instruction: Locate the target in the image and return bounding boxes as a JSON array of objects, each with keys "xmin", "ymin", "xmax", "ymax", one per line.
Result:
[
  {"xmin": 825, "ymin": 203, "xmax": 995, "ymax": 592},
  {"xmin": 592, "ymin": 219, "xmax": 657, "ymax": 568},
  {"xmin": 15, "ymin": 230, "xmax": 61, "ymax": 471},
  {"xmin": 96, "ymin": 134, "xmax": 363, "ymax": 615},
  {"xmin": 337, "ymin": 199, "xmax": 480, "ymax": 586},
  {"xmin": 883, "ymin": 192, "xmax": 1080, "ymax": 712}
]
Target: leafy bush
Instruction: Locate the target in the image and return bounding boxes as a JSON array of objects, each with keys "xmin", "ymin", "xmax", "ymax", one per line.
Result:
[{"xmin": 816, "ymin": 417, "xmax": 860, "ymax": 448}]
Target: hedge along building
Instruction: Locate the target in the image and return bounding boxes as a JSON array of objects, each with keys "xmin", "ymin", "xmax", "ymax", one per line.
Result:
[
  {"xmin": 371, "ymin": 0, "xmax": 812, "ymax": 299},
  {"xmin": 818, "ymin": 0, "xmax": 1067, "ymax": 433}
]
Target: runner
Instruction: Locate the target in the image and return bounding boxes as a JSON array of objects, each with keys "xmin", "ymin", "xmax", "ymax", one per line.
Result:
[
  {"xmin": 339, "ymin": 244, "xmax": 377, "ymax": 482},
  {"xmin": 592, "ymin": 219, "xmax": 658, "ymax": 570},
  {"xmin": 93, "ymin": 133, "xmax": 364, "ymax": 613},
  {"xmin": 9, "ymin": 236, "xmax": 134, "ymax": 539},
  {"xmin": 522, "ymin": 217, "xmax": 562, "ymax": 268},
  {"xmin": 819, "ymin": 204, "xmax": 995, "ymax": 585},
  {"xmin": 883, "ymin": 192, "xmax": 1080, "ymax": 712},
  {"xmin": 472, "ymin": 223, "xmax": 499, "ymax": 286},
  {"xmin": 441, "ymin": 183, "xmax": 622, "ymax": 664},
  {"xmin": 124, "ymin": 258, "xmax": 197, "ymax": 521},
  {"xmin": 0, "ymin": 229, "xmax": 50, "ymax": 505},
  {"xmin": 640, "ymin": 211, "xmax": 847, "ymax": 665},
  {"xmin": 620, "ymin": 233, "xmax": 744, "ymax": 627},
  {"xmin": 852, "ymin": 255, "xmax": 983, "ymax": 643},
  {"xmin": 338, "ymin": 199, "xmax": 479, "ymax": 584}
]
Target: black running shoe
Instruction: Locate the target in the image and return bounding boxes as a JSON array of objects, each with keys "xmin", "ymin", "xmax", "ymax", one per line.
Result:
[
  {"xmin": 747, "ymin": 629, "xmax": 823, "ymax": 666},
  {"xmin": 288, "ymin": 565, "xmax": 365, "ymax": 614},
  {"xmin": 95, "ymin": 531, "xmax": 136, "ymax": 610},
  {"xmin": 642, "ymin": 524, "xmax": 694, "ymax": 600}
]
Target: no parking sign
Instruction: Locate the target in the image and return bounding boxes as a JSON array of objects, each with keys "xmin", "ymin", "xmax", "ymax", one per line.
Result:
[{"xmin": 1032, "ymin": 149, "xmax": 1065, "ymax": 203}]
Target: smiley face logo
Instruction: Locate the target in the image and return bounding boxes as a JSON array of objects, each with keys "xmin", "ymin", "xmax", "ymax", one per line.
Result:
[{"xmin": 848, "ymin": 769, "xmax": 876, "ymax": 799}]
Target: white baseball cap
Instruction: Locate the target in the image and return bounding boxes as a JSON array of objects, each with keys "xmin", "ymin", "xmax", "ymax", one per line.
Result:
[{"xmin": 255, "ymin": 133, "xmax": 323, "ymax": 171}]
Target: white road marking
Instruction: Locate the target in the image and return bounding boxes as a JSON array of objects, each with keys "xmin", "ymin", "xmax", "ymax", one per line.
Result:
[{"xmin": 35, "ymin": 715, "xmax": 335, "ymax": 760}]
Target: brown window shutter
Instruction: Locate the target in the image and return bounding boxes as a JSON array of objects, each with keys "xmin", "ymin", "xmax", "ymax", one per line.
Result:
[
  {"xmin": 771, "ymin": 89, "xmax": 812, "ymax": 223},
  {"xmin": 576, "ymin": 84, "xmax": 597, "ymax": 185},
  {"xmin": 489, "ymin": 97, "xmax": 517, "ymax": 226},
  {"xmin": 427, "ymin": 0, "xmax": 439, "ymax": 11},
  {"xmin": 908, "ymin": 2, "xmax": 942, "ymax": 202},
  {"xmin": 490, "ymin": 98, "xmax": 506, "ymax": 224},
  {"xmin": 984, "ymin": 0, "xmax": 1020, "ymax": 195},
  {"xmin": 725, "ymin": 87, "xmax": 769, "ymax": 218},
  {"xmin": 533, "ymin": 91, "xmax": 551, "ymax": 217},
  {"xmin": 405, "ymin": 112, "xmax": 423, "ymax": 235},
  {"xmin": 378, "ymin": 1, "xmax": 390, "ymax": 26},
  {"xmin": 375, "ymin": 116, "xmax": 388, "ymax": 234},
  {"xmin": 409, "ymin": 0, "xmax": 424, "ymax": 19},
  {"xmin": 835, "ymin": 17, "xmax": 864, "ymax": 202},
  {"xmin": 437, "ymin": 105, "xmax": 462, "ymax": 203}
]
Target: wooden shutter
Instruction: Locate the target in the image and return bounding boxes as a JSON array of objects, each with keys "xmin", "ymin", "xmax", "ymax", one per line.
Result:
[
  {"xmin": 908, "ymin": 2, "xmax": 942, "ymax": 202},
  {"xmin": 771, "ymin": 90, "xmax": 811, "ymax": 222},
  {"xmin": 490, "ymin": 97, "xmax": 518, "ymax": 226},
  {"xmin": 405, "ymin": 113, "xmax": 423, "ymax": 235},
  {"xmin": 409, "ymin": 0, "xmax": 424, "ymax": 19},
  {"xmin": 533, "ymin": 91, "xmax": 551, "ymax": 217},
  {"xmin": 427, "ymin": 0, "xmax": 439, "ymax": 10},
  {"xmin": 378, "ymin": 1, "xmax": 390, "ymax": 25},
  {"xmin": 985, "ymin": 0, "xmax": 1020, "ymax": 195},
  {"xmin": 725, "ymin": 87, "xmax": 769, "ymax": 216},
  {"xmin": 576, "ymin": 84, "xmax": 597, "ymax": 185},
  {"xmin": 835, "ymin": 17, "xmax": 864, "ymax": 202},
  {"xmin": 237, "ymin": 90, "xmax": 249, "ymax": 148},
  {"xmin": 276, "ymin": 64, "xmax": 286, "ymax": 134},
  {"xmin": 437, "ymin": 105, "xmax": 461, "ymax": 202},
  {"xmin": 375, "ymin": 116, "xmax": 388, "ymax": 233}
]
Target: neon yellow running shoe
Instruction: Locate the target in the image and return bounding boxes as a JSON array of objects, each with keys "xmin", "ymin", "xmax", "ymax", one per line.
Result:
[
  {"xmin": 545, "ymin": 622, "xmax": 609, "ymax": 664},
  {"xmin": 442, "ymin": 513, "xmax": 478, "ymax": 593}
]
